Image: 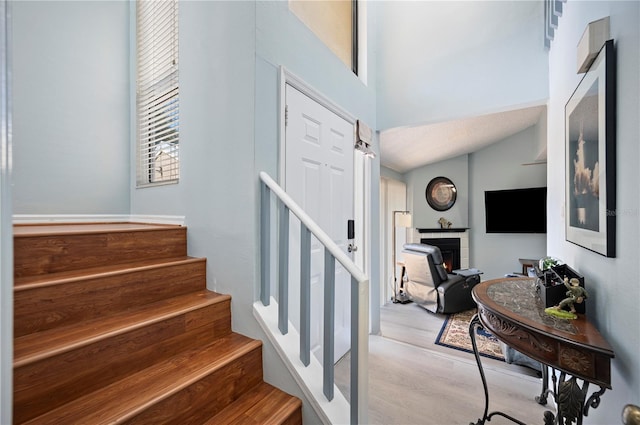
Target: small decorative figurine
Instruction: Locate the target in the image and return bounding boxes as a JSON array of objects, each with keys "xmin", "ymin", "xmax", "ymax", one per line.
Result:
[
  {"xmin": 438, "ymin": 217, "xmax": 452, "ymax": 229},
  {"xmin": 545, "ymin": 277, "xmax": 588, "ymax": 319},
  {"xmin": 539, "ymin": 256, "xmax": 563, "ymax": 270}
]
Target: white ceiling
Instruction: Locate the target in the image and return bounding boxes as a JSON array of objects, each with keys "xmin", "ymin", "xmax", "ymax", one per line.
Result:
[{"xmin": 379, "ymin": 105, "xmax": 546, "ymax": 173}]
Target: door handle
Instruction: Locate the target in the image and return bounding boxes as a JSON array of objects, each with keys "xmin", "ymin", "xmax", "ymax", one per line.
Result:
[{"xmin": 347, "ymin": 220, "xmax": 357, "ymax": 252}]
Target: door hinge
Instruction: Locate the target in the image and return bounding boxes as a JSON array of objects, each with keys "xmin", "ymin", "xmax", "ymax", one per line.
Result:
[{"xmin": 285, "ymin": 105, "xmax": 289, "ymax": 127}]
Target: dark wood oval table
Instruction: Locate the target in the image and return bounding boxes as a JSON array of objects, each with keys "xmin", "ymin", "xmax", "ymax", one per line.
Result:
[{"xmin": 469, "ymin": 277, "xmax": 615, "ymax": 425}]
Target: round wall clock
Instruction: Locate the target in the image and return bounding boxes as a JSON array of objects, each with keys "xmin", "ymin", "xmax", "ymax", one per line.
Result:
[{"xmin": 425, "ymin": 177, "xmax": 457, "ymax": 211}]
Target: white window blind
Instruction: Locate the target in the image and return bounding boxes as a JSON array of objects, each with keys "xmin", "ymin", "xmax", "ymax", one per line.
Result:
[{"xmin": 136, "ymin": 0, "xmax": 179, "ymax": 186}]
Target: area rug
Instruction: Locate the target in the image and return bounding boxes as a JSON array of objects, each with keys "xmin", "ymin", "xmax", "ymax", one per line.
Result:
[{"xmin": 435, "ymin": 309, "xmax": 505, "ymax": 361}]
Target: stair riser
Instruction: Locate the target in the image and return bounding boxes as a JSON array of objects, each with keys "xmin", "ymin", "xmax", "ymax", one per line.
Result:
[
  {"xmin": 123, "ymin": 346, "xmax": 264, "ymax": 425},
  {"xmin": 14, "ymin": 228, "xmax": 187, "ymax": 278},
  {"xmin": 281, "ymin": 408, "xmax": 304, "ymax": 425},
  {"xmin": 14, "ymin": 300, "xmax": 231, "ymax": 424},
  {"xmin": 14, "ymin": 259, "xmax": 207, "ymax": 337}
]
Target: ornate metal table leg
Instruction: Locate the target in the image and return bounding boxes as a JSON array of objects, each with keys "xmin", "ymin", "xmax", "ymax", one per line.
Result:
[
  {"xmin": 540, "ymin": 369, "xmax": 608, "ymax": 425},
  {"xmin": 536, "ymin": 364, "xmax": 549, "ymax": 405},
  {"xmin": 469, "ymin": 314, "xmax": 489, "ymax": 425},
  {"xmin": 469, "ymin": 314, "xmax": 526, "ymax": 425}
]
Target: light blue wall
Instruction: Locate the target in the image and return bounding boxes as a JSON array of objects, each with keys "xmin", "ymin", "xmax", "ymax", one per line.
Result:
[
  {"xmin": 381, "ymin": 165, "xmax": 403, "ymax": 182},
  {"xmin": 12, "ymin": 1, "xmax": 130, "ymax": 214},
  {"xmin": 375, "ymin": 0, "xmax": 549, "ymax": 130},
  {"xmin": 130, "ymin": 0, "xmax": 258, "ymax": 343},
  {"xmin": 130, "ymin": 2, "xmax": 272, "ymax": 403},
  {"xmin": 405, "ymin": 155, "xmax": 469, "ymax": 229},
  {"xmin": 255, "ymin": 2, "xmax": 377, "ymax": 126},
  {"xmin": 547, "ymin": 2, "xmax": 640, "ymax": 422},
  {"xmin": 469, "ymin": 125, "xmax": 546, "ymax": 280}
]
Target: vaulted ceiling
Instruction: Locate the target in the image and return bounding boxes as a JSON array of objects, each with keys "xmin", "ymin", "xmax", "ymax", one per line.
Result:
[{"xmin": 379, "ymin": 105, "xmax": 546, "ymax": 173}]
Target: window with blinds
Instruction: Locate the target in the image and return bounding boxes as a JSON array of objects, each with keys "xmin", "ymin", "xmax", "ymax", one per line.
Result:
[{"xmin": 136, "ymin": 0, "xmax": 179, "ymax": 186}]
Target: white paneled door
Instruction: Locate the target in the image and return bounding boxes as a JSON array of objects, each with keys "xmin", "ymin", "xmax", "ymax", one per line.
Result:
[{"xmin": 285, "ymin": 84, "xmax": 354, "ymax": 363}]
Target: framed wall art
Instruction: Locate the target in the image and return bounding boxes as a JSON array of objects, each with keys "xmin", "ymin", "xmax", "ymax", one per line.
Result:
[
  {"xmin": 425, "ymin": 176, "xmax": 457, "ymax": 211},
  {"xmin": 565, "ymin": 39, "xmax": 616, "ymax": 257}
]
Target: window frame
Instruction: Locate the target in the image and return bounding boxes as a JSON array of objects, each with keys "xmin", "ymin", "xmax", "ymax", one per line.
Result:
[{"xmin": 351, "ymin": 0, "xmax": 358, "ymax": 75}]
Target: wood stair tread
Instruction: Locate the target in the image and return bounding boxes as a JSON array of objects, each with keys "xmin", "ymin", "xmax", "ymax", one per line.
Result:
[
  {"xmin": 14, "ymin": 290, "xmax": 229, "ymax": 367},
  {"xmin": 205, "ymin": 382, "xmax": 302, "ymax": 425},
  {"xmin": 13, "ymin": 222, "xmax": 182, "ymax": 237},
  {"xmin": 14, "ymin": 256, "xmax": 204, "ymax": 290},
  {"xmin": 23, "ymin": 333, "xmax": 261, "ymax": 425}
]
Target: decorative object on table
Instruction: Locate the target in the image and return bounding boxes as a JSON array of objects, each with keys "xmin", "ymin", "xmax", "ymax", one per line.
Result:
[
  {"xmin": 539, "ymin": 256, "xmax": 563, "ymax": 270},
  {"xmin": 392, "ymin": 211, "xmax": 412, "ymax": 303},
  {"xmin": 435, "ymin": 309, "xmax": 504, "ymax": 361},
  {"xmin": 558, "ymin": 278, "xmax": 588, "ymax": 311},
  {"xmin": 425, "ymin": 176, "xmax": 457, "ymax": 211},
  {"xmin": 544, "ymin": 307, "xmax": 578, "ymax": 320},
  {"xmin": 537, "ymin": 263, "xmax": 586, "ymax": 314},
  {"xmin": 565, "ymin": 39, "xmax": 616, "ymax": 258},
  {"xmin": 545, "ymin": 277, "xmax": 589, "ymax": 320},
  {"xmin": 438, "ymin": 217, "xmax": 452, "ymax": 229}
]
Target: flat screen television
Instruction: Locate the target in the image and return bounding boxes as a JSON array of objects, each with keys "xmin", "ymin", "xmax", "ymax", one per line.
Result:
[{"xmin": 484, "ymin": 187, "xmax": 547, "ymax": 233}]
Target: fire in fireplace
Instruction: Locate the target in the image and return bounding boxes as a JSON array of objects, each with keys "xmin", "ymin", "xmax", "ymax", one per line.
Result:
[{"xmin": 421, "ymin": 238, "xmax": 461, "ymax": 273}]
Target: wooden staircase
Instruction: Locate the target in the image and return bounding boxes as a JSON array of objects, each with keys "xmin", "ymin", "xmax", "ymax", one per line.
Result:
[{"xmin": 13, "ymin": 222, "xmax": 302, "ymax": 424}]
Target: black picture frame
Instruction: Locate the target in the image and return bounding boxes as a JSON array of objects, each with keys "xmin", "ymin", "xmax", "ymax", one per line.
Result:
[
  {"xmin": 565, "ymin": 39, "xmax": 616, "ymax": 257},
  {"xmin": 425, "ymin": 176, "xmax": 457, "ymax": 211}
]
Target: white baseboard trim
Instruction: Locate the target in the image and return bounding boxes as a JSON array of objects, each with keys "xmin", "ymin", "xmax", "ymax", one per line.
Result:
[
  {"xmin": 128, "ymin": 215, "xmax": 186, "ymax": 226},
  {"xmin": 12, "ymin": 214, "xmax": 186, "ymax": 226}
]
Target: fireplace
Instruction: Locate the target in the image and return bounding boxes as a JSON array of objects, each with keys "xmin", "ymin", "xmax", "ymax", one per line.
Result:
[{"xmin": 421, "ymin": 237, "xmax": 461, "ymax": 273}]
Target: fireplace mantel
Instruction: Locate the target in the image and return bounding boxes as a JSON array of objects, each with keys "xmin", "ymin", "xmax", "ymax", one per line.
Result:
[
  {"xmin": 410, "ymin": 228, "xmax": 470, "ymax": 269},
  {"xmin": 417, "ymin": 228, "xmax": 469, "ymax": 233}
]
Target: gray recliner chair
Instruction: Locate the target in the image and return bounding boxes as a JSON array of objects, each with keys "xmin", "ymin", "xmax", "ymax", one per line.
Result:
[{"xmin": 402, "ymin": 243, "xmax": 480, "ymax": 314}]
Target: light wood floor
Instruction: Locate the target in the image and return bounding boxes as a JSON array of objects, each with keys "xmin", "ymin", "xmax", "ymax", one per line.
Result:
[{"xmin": 335, "ymin": 302, "xmax": 552, "ymax": 424}]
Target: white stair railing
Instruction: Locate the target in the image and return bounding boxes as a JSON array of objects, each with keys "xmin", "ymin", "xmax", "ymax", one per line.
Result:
[{"xmin": 255, "ymin": 171, "xmax": 369, "ymax": 424}]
